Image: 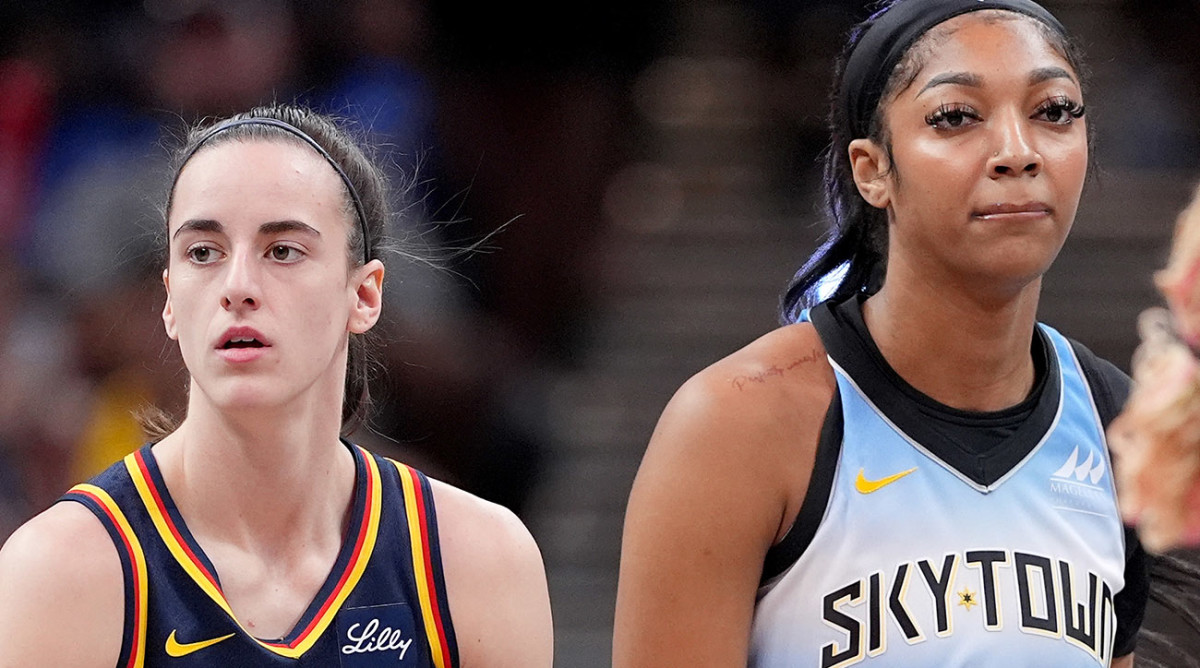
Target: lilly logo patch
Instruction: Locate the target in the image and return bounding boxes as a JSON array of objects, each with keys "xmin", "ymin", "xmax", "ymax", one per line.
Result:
[{"xmin": 337, "ymin": 603, "xmax": 419, "ymax": 667}]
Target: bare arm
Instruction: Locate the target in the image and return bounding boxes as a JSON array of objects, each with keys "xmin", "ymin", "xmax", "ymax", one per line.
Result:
[
  {"xmin": 1112, "ymin": 653, "xmax": 1133, "ymax": 668},
  {"xmin": 614, "ymin": 329, "xmax": 832, "ymax": 667},
  {"xmin": 434, "ymin": 481, "xmax": 553, "ymax": 668},
  {"xmin": 0, "ymin": 502, "xmax": 124, "ymax": 668}
]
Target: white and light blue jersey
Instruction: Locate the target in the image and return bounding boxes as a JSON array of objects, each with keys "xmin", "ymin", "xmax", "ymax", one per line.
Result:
[{"xmin": 749, "ymin": 297, "xmax": 1141, "ymax": 667}]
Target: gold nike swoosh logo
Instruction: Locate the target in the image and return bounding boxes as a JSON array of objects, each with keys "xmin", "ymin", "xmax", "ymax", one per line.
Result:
[
  {"xmin": 165, "ymin": 630, "xmax": 236, "ymax": 657},
  {"xmin": 855, "ymin": 467, "xmax": 917, "ymax": 494}
]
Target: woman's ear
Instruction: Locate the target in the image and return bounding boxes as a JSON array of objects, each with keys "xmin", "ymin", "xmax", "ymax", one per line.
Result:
[
  {"xmin": 848, "ymin": 138, "xmax": 892, "ymax": 210},
  {"xmin": 348, "ymin": 259, "xmax": 385, "ymax": 334},
  {"xmin": 162, "ymin": 268, "xmax": 178, "ymax": 341}
]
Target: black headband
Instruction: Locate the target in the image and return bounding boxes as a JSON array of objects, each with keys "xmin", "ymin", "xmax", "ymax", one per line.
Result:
[
  {"xmin": 841, "ymin": 0, "xmax": 1067, "ymax": 139},
  {"xmin": 173, "ymin": 117, "xmax": 371, "ymax": 264}
]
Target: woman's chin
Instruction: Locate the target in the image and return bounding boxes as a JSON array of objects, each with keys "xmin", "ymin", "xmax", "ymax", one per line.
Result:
[{"xmin": 195, "ymin": 380, "xmax": 289, "ymax": 415}]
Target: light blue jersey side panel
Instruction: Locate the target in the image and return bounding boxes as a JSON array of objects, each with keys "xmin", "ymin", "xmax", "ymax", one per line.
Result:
[{"xmin": 749, "ymin": 325, "xmax": 1126, "ymax": 667}]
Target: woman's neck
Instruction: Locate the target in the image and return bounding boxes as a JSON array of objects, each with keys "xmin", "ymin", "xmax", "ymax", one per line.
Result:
[
  {"xmin": 152, "ymin": 390, "xmax": 356, "ymax": 553},
  {"xmin": 862, "ymin": 276, "xmax": 1042, "ymax": 412}
]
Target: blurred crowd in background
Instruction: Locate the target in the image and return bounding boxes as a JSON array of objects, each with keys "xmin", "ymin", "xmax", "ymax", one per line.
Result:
[
  {"xmin": 5, "ymin": 0, "xmax": 1200, "ymax": 558},
  {"xmin": 0, "ymin": 0, "xmax": 673, "ymax": 536},
  {"xmin": 8, "ymin": 4, "xmax": 1200, "ymax": 666}
]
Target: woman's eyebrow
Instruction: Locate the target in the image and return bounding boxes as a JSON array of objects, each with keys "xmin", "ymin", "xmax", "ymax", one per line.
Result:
[
  {"xmin": 918, "ymin": 71, "xmax": 982, "ymax": 95},
  {"xmin": 258, "ymin": 220, "xmax": 321, "ymax": 237},
  {"xmin": 172, "ymin": 219, "xmax": 223, "ymax": 240},
  {"xmin": 917, "ymin": 66, "xmax": 1077, "ymax": 96},
  {"xmin": 1029, "ymin": 65, "xmax": 1076, "ymax": 86},
  {"xmin": 171, "ymin": 219, "xmax": 322, "ymax": 241}
]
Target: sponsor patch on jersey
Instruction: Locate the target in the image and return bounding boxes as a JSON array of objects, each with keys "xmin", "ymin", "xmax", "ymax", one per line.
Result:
[
  {"xmin": 1048, "ymin": 446, "xmax": 1110, "ymax": 516},
  {"xmin": 338, "ymin": 603, "xmax": 420, "ymax": 667}
]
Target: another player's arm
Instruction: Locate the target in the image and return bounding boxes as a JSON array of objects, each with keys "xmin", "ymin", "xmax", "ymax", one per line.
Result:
[
  {"xmin": 0, "ymin": 502, "xmax": 124, "ymax": 668},
  {"xmin": 1112, "ymin": 654, "xmax": 1133, "ymax": 667},
  {"xmin": 614, "ymin": 329, "xmax": 833, "ymax": 667},
  {"xmin": 433, "ymin": 481, "xmax": 553, "ymax": 668}
]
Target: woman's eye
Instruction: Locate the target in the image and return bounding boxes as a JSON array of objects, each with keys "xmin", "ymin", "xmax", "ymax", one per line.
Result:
[
  {"xmin": 925, "ymin": 104, "xmax": 980, "ymax": 130},
  {"xmin": 269, "ymin": 245, "xmax": 303, "ymax": 262},
  {"xmin": 186, "ymin": 246, "xmax": 222, "ymax": 264},
  {"xmin": 1034, "ymin": 96, "xmax": 1086, "ymax": 125}
]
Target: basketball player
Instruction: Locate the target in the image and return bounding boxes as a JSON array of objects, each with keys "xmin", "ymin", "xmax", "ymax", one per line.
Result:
[
  {"xmin": 614, "ymin": 1, "xmax": 1148, "ymax": 666},
  {"xmin": 0, "ymin": 105, "xmax": 553, "ymax": 666}
]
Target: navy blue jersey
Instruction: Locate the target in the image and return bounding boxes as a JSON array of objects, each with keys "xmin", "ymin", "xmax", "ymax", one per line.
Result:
[{"xmin": 61, "ymin": 443, "xmax": 458, "ymax": 667}]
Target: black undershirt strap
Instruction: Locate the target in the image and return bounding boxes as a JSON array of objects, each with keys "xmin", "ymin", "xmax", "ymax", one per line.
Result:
[{"xmin": 761, "ymin": 392, "xmax": 843, "ymax": 585}]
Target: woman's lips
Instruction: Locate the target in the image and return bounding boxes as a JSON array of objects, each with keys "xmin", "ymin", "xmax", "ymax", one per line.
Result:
[
  {"xmin": 215, "ymin": 326, "xmax": 271, "ymax": 363},
  {"xmin": 973, "ymin": 202, "xmax": 1052, "ymax": 221},
  {"xmin": 216, "ymin": 346, "xmax": 269, "ymax": 363}
]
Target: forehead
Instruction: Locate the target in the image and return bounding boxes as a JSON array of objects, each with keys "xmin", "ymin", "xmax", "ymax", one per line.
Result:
[
  {"xmin": 905, "ymin": 12, "xmax": 1075, "ymax": 90},
  {"xmin": 169, "ymin": 138, "xmax": 348, "ymax": 233}
]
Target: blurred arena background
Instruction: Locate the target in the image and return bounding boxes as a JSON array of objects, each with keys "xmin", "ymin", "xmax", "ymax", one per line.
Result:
[{"xmin": 1, "ymin": 1, "xmax": 1198, "ymax": 665}]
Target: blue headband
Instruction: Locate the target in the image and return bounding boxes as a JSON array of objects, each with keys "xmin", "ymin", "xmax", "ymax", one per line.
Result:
[
  {"xmin": 841, "ymin": 0, "xmax": 1067, "ymax": 139},
  {"xmin": 174, "ymin": 117, "xmax": 372, "ymax": 264}
]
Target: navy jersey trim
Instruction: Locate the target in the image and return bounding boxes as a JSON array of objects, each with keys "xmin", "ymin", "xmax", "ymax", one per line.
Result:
[
  {"xmin": 133, "ymin": 442, "xmax": 374, "ymax": 648},
  {"xmin": 136, "ymin": 445, "xmax": 221, "ymax": 589},
  {"xmin": 274, "ymin": 442, "xmax": 370, "ymax": 646},
  {"xmin": 414, "ymin": 467, "xmax": 460, "ymax": 668},
  {"xmin": 60, "ymin": 486, "xmax": 140, "ymax": 662},
  {"xmin": 385, "ymin": 458, "xmax": 459, "ymax": 668},
  {"xmin": 60, "ymin": 484, "xmax": 147, "ymax": 668}
]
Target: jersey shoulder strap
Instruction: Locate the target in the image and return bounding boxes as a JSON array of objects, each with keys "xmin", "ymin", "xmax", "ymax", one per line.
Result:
[{"xmin": 1065, "ymin": 338, "xmax": 1130, "ymax": 428}]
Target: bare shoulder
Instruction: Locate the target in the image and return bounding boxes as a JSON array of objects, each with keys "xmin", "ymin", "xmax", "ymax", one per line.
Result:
[
  {"xmin": 613, "ymin": 323, "xmax": 835, "ymax": 666},
  {"xmin": 0, "ymin": 501, "xmax": 121, "ymax": 598},
  {"xmin": 428, "ymin": 479, "xmax": 544, "ymax": 575},
  {"xmin": 649, "ymin": 321, "xmax": 834, "ymax": 496},
  {"xmin": 428, "ymin": 479, "xmax": 552, "ymax": 668},
  {"xmin": 0, "ymin": 501, "xmax": 124, "ymax": 666},
  {"xmin": 685, "ymin": 321, "xmax": 833, "ymax": 428}
]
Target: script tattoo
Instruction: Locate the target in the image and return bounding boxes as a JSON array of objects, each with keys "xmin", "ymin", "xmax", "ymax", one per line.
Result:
[{"xmin": 731, "ymin": 350, "xmax": 821, "ymax": 390}]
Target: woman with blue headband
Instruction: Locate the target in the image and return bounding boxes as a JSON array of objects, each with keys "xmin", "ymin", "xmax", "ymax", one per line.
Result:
[
  {"xmin": 615, "ymin": 1, "xmax": 1148, "ymax": 665},
  {"xmin": 0, "ymin": 104, "xmax": 553, "ymax": 666}
]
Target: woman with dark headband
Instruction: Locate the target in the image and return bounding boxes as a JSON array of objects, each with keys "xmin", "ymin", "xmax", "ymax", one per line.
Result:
[
  {"xmin": 0, "ymin": 105, "xmax": 553, "ymax": 666},
  {"xmin": 615, "ymin": 1, "xmax": 1148, "ymax": 666}
]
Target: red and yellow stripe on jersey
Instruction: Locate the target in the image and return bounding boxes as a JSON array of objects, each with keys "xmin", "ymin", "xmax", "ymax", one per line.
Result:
[
  {"xmin": 60, "ymin": 442, "xmax": 459, "ymax": 666},
  {"xmin": 124, "ymin": 446, "xmax": 382, "ymax": 659},
  {"xmin": 394, "ymin": 461, "xmax": 454, "ymax": 668},
  {"xmin": 63, "ymin": 483, "xmax": 149, "ymax": 668}
]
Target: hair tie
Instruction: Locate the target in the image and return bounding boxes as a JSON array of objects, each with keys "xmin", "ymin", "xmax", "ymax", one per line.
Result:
[
  {"xmin": 841, "ymin": 0, "xmax": 1067, "ymax": 139},
  {"xmin": 174, "ymin": 117, "xmax": 372, "ymax": 264}
]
